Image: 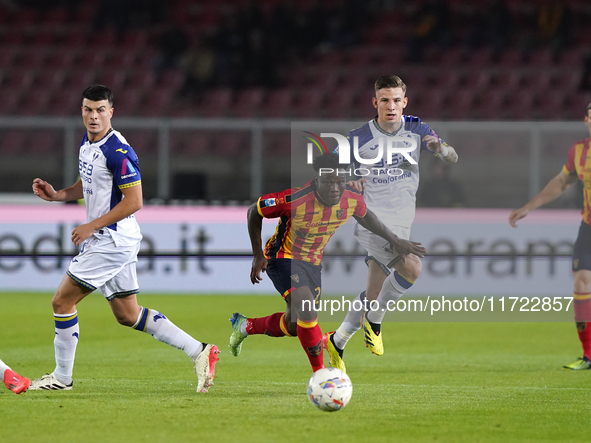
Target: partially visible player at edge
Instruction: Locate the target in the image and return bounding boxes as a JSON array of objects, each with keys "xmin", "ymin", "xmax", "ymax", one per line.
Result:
[
  {"xmin": 324, "ymin": 75, "xmax": 459, "ymax": 372},
  {"xmin": 1, "ymin": 358, "xmax": 30, "ymax": 394},
  {"xmin": 509, "ymin": 102, "xmax": 591, "ymax": 370},
  {"xmin": 31, "ymin": 85, "xmax": 219, "ymax": 392},
  {"xmin": 229, "ymin": 153, "xmax": 426, "ymax": 372}
]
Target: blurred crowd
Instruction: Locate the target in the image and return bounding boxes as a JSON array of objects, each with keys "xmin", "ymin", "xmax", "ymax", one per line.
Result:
[
  {"xmin": 2, "ymin": 0, "xmax": 590, "ymax": 99},
  {"xmin": 166, "ymin": 1, "xmax": 369, "ymax": 100}
]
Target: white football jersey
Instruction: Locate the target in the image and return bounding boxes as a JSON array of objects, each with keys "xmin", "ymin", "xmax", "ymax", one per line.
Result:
[
  {"xmin": 78, "ymin": 129, "xmax": 142, "ymax": 246},
  {"xmin": 342, "ymin": 116, "xmax": 447, "ymax": 229}
]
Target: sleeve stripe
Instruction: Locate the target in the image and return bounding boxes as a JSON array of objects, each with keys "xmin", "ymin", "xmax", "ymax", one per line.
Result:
[
  {"xmin": 256, "ymin": 197, "xmax": 264, "ymax": 216},
  {"xmin": 119, "ymin": 180, "xmax": 141, "ymax": 189}
]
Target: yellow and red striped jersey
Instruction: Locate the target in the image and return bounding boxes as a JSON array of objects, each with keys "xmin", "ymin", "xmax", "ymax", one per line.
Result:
[
  {"xmin": 257, "ymin": 180, "xmax": 367, "ymax": 265},
  {"xmin": 563, "ymin": 137, "xmax": 591, "ymax": 224}
]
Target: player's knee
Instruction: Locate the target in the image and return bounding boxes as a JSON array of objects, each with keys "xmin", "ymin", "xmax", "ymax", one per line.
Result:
[
  {"xmin": 50, "ymin": 295, "xmax": 62, "ymax": 312},
  {"xmin": 398, "ymin": 255, "xmax": 422, "ymax": 282},
  {"xmin": 294, "ymin": 301, "xmax": 316, "ymax": 322},
  {"xmin": 51, "ymin": 292, "xmax": 73, "ymax": 314},
  {"xmin": 290, "ymin": 288, "xmax": 316, "ymax": 316},
  {"xmin": 573, "ymin": 270, "xmax": 591, "ymax": 292},
  {"xmin": 115, "ymin": 313, "xmax": 136, "ymax": 327},
  {"xmin": 286, "ymin": 320, "xmax": 298, "ymax": 336}
]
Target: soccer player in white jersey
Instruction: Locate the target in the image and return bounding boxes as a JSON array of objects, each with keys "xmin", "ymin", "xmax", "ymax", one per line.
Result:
[
  {"xmin": 323, "ymin": 75, "xmax": 459, "ymax": 372},
  {"xmin": 30, "ymin": 85, "xmax": 219, "ymax": 392},
  {"xmin": 1, "ymin": 358, "xmax": 30, "ymax": 394}
]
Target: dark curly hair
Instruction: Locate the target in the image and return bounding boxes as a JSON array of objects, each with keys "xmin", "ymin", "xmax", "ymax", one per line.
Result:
[{"xmin": 312, "ymin": 153, "xmax": 341, "ymax": 173}]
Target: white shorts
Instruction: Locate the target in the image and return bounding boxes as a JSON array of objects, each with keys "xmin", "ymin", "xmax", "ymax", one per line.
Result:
[
  {"xmin": 354, "ymin": 221, "xmax": 411, "ymax": 269},
  {"xmin": 67, "ymin": 232, "xmax": 140, "ymax": 301}
]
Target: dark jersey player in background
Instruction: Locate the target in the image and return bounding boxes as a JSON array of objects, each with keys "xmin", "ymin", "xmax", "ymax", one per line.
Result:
[
  {"xmin": 228, "ymin": 153, "xmax": 427, "ymax": 373},
  {"xmin": 510, "ymin": 102, "xmax": 591, "ymax": 370}
]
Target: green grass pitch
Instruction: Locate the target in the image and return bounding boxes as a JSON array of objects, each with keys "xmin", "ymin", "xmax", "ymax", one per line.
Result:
[{"xmin": 1, "ymin": 292, "xmax": 590, "ymax": 443}]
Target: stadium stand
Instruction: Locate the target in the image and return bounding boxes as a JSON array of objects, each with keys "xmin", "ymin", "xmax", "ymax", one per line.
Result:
[
  {"xmin": 2, "ymin": 0, "xmax": 591, "ymax": 206},
  {"xmin": 0, "ymin": 0, "xmax": 589, "ymax": 122}
]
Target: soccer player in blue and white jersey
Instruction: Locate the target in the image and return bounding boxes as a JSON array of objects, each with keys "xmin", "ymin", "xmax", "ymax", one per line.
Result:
[
  {"xmin": 30, "ymin": 85, "xmax": 219, "ymax": 392},
  {"xmin": 323, "ymin": 75, "xmax": 458, "ymax": 372}
]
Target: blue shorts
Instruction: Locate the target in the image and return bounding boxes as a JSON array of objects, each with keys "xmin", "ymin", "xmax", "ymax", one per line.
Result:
[
  {"xmin": 573, "ymin": 221, "xmax": 591, "ymax": 272},
  {"xmin": 266, "ymin": 258, "xmax": 322, "ymax": 308}
]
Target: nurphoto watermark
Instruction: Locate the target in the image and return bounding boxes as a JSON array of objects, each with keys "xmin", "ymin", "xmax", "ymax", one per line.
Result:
[{"xmin": 303, "ymin": 132, "xmax": 417, "ymax": 176}]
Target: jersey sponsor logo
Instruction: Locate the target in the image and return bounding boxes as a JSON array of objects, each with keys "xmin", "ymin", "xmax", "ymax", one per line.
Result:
[
  {"xmin": 263, "ymin": 198, "xmax": 276, "ymax": 207},
  {"xmin": 296, "ymin": 229, "xmax": 332, "ymax": 238},
  {"xmin": 153, "ymin": 313, "xmax": 167, "ymax": 322},
  {"xmin": 305, "ymin": 220, "xmax": 335, "ymax": 228},
  {"xmin": 372, "ymin": 171, "xmax": 411, "ymax": 184},
  {"xmin": 116, "ymin": 148, "xmax": 128, "ymax": 154},
  {"xmin": 121, "ymin": 158, "xmax": 137, "ymax": 177},
  {"xmin": 79, "ymin": 160, "xmax": 94, "ymax": 177}
]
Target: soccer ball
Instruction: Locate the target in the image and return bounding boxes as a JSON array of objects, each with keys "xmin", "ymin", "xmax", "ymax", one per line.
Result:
[{"xmin": 306, "ymin": 367, "xmax": 352, "ymax": 412}]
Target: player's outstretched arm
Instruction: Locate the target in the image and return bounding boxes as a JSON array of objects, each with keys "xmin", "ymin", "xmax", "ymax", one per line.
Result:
[
  {"xmin": 509, "ymin": 170, "xmax": 577, "ymax": 228},
  {"xmin": 247, "ymin": 202, "xmax": 267, "ymax": 284},
  {"xmin": 423, "ymin": 135, "xmax": 458, "ymax": 164},
  {"xmin": 353, "ymin": 209, "xmax": 427, "ymax": 263},
  {"xmin": 32, "ymin": 178, "xmax": 83, "ymax": 202}
]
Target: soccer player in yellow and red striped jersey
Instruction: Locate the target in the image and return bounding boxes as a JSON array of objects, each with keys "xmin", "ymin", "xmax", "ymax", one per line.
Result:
[
  {"xmin": 229, "ymin": 153, "xmax": 427, "ymax": 373},
  {"xmin": 509, "ymin": 102, "xmax": 591, "ymax": 370}
]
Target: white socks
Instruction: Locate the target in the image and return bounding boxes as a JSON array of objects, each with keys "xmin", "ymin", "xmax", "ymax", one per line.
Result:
[
  {"xmin": 0, "ymin": 358, "xmax": 10, "ymax": 379},
  {"xmin": 49, "ymin": 307, "xmax": 204, "ymax": 385},
  {"xmin": 334, "ymin": 292, "xmax": 366, "ymax": 349},
  {"xmin": 240, "ymin": 321, "xmax": 249, "ymax": 336},
  {"xmin": 133, "ymin": 307, "xmax": 203, "ymax": 360},
  {"xmin": 366, "ymin": 270, "xmax": 413, "ymax": 324},
  {"xmin": 334, "ymin": 270, "xmax": 415, "ymax": 350},
  {"xmin": 53, "ymin": 311, "xmax": 79, "ymax": 385}
]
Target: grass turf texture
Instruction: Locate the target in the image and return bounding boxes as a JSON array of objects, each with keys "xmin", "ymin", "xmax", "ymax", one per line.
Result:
[{"xmin": 1, "ymin": 292, "xmax": 590, "ymax": 443}]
